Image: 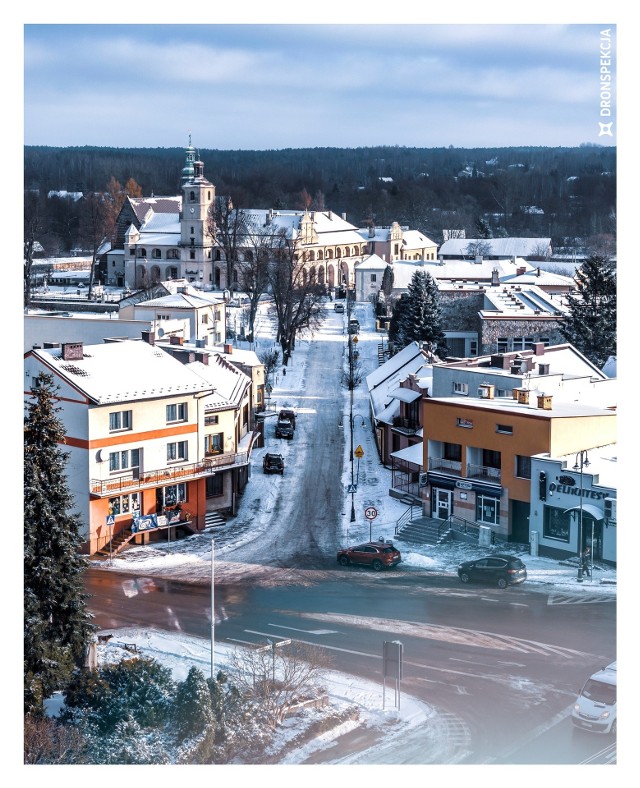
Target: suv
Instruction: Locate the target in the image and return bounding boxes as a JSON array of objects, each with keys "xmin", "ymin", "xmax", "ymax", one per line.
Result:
[
  {"xmin": 263, "ymin": 453, "xmax": 284, "ymax": 474},
  {"xmin": 278, "ymin": 409, "xmax": 296, "ymax": 429},
  {"xmin": 334, "ymin": 303, "xmax": 344, "ymax": 313},
  {"xmin": 275, "ymin": 418, "xmax": 294, "ymax": 439},
  {"xmin": 348, "ymin": 318, "xmax": 360, "ymax": 334},
  {"xmin": 337, "ymin": 540, "xmax": 402, "ymax": 571},
  {"xmin": 457, "ymin": 554, "xmax": 527, "ymax": 588}
]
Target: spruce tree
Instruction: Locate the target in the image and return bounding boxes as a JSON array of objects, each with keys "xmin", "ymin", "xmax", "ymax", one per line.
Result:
[
  {"xmin": 389, "ymin": 270, "xmax": 447, "ymax": 357},
  {"xmin": 24, "ymin": 372, "xmax": 94, "ymax": 714},
  {"xmin": 559, "ymin": 255, "xmax": 617, "ymax": 369},
  {"xmin": 173, "ymin": 666, "xmax": 214, "ymax": 741}
]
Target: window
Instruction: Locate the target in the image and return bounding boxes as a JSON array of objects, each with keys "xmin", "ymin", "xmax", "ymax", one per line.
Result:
[
  {"xmin": 496, "ymin": 424, "xmax": 513, "ymax": 435},
  {"xmin": 189, "ymin": 191, "xmax": 195, "ymax": 202},
  {"xmin": 156, "ymin": 483, "xmax": 187, "ymax": 509},
  {"xmin": 453, "ymin": 382, "xmax": 468, "ymax": 395},
  {"xmin": 370, "ymin": 274, "xmax": 377, "ymax": 282},
  {"xmin": 470, "ymin": 340, "xmax": 478, "ymax": 356},
  {"xmin": 202, "ymin": 313, "xmax": 208, "ymax": 324},
  {"xmin": 482, "ymin": 449, "xmax": 501, "ymax": 469},
  {"xmin": 109, "ymin": 410, "xmax": 132, "ymax": 431},
  {"xmin": 190, "ymin": 226, "xmax": 194, "ymax": 235},
  {"xmin": 109, "ymin": 448, "xmax": 140, "ymax": 472},
  {"xmin": 204, "ymin": 414, "xmax": 219, "ymax": 426},
  {"xmin": 456, "ymin": 417, "xmax": 473, "ymax": 428},
  {"xmin": 205, "ymin": 433, "xmax": 224, "ymax": 455},
  {"xmin": 444, "ymin": 443, "xmax": 462, "ymax": 462},
  {"xmin": 167, "ymin": 441, "xmax": 188, "ymax": 462},
  {"xmin": 476, "ymin": 494, "xmax": 500, "ymax": 526},
  {"xmin": 515, "ymin": 455, "xmax": 532, "ymax": 479},
  {"xmin": 152, "ymin": 248, "xmax": 161, "ymax": 259},
  {"xmin": 157, "ymin": 313, "xmax": 170, "ymax": 321},
  {"xmin": 497, "ymin": 337, "xmax": 508, "ymax": 353},
  {"xmin": 190, "ymin": 250, "xmax": 195, "ymax": 259},
  {"xmin": 166, "ymin": 402, "xmax": 188, "ymax": 423},
  {"xmin": 167, "ymin": 249, "xmax": 179, "ymax": 259},
  {"xmin": 139, "ymin": 248, "xmax": 147, "ymax": 257},
  {"xmin": 206, "ymin": 474, "xmax": 223, "ymax": 498},
  {"xmin": 108, "ymin": 492, "xmax": 140, "ymax": 517},
  {"xmin": 543, "ymin": 506, "xmax": 571, "ymax": 542}
]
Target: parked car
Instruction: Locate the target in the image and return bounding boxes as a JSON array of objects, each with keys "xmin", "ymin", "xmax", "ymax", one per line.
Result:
[
  {"xmin": 572, "ymin": 661, "xmax": 617, "ymax": 735},
  {"xmin": 334, "ymin": 303, "xmax": 345, "ymax": 313},
  {"xmin": 278, "ymin": 409, "xmax": 296, "ymax": 429},
  {"xmin": 348, "ymin": 318, "xmax": 360, "ymax": 334},
  {"xmin": 275, "ymin": 418, "xmax": 294, "ymax": 439},
  {"xmin": 263, "ymin": 453, "xmax": 284, "ymax": 474},
  {"xmin": 457, "ymin": 554, "xmax": 527, "ymax": 588},
  {"xmin": 337, "ymin": 540, "xmax": 401, "ymax": 571}
]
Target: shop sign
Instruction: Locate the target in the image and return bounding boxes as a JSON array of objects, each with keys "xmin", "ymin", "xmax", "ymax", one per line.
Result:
[
  {"xmin": 132, "ymin": 513, "xmax": 157, "ymax": 532},
  {"xmin": 549, "ymin": 483, "xmax": 606, "ymax": 499}
]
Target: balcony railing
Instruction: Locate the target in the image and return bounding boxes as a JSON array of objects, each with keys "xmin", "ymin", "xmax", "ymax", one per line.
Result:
[
  {"xmin": 90, "ymin": 452, "xmax": 249, "ymax": 496},
  {"xmin": 428, "ymin": 457, "xmax": 463, "ymax": 476},
  {"xmin": 391, "ymin": 416, "xmax": 420, "ymax": 433},
  {"xmin": 466, "ymin": 463, "xmax": 501, "ymax": 483},
  {"xmin": 427, "ymin": 458, "xmax": 501, "ymax": 484}
]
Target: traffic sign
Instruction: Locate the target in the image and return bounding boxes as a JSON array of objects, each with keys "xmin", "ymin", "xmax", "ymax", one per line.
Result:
[
  {"xmin": 353, "ymin": 335, "xmax": 359, "ymax": 343},
  {"xmin": 106, "ymin": 514, "xmax": 115, "ymax": 526},
  {"xmin": 364, "ymin": 506, "xmax": 378, "ymax": 520},
  {"xmin": 347, "ymin": 484, "xmax": 357, "ymax": 494},
  {"xmin": 354, "ymin": 445, "xmax": 364, "ymax": 458}
]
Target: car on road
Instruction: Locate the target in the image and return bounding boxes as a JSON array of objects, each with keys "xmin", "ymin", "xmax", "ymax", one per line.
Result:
[
  {"xmin": 348, "ymin": 318, "xmax": 360, "ymax": 334},
  {"xmin": 337, "ymin": 540, "xmax": 402, "ymax": 571},
  {"xmin": 334, "ymin": 303, "xmax": 344, "ymax": 313},
  {"xmin": 457, "ymin": 554, "xmax": 527, "ymax": 588},
  {"xmin": 263, "ymin": 453, "xmax": 285, "ymax": 474},
  {"xmin": 278, "ymin": 409, "xmax": 296, "ymax": 429},
  {"xmin": 275, "ymin": 418, "xmax": 294, "ymax": 439},
  {"xmin": 572, "ymin": 661, "xmax": 617, "ymax": 735}
]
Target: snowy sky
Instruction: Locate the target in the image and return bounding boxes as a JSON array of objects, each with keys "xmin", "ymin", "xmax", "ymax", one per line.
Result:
[{"xmin": 19, "ymin": 4, "xmax": 621, "ymax": 149}]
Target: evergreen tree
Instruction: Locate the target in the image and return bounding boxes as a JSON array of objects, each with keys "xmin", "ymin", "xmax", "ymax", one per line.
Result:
[
  {"xmin": 559, "ymin": 255, "xmax": 617, "ymax": 369},
  {"xmin": 389, "ymin": 270, "xmax": 447, "ymax": 357},
  {"xmin": 24, "ymin": 372, "xmax": 94, "ymax": 714},
  {"xmin": 173, "ymin": 666, "xmax": 214, "ymax": 741}
]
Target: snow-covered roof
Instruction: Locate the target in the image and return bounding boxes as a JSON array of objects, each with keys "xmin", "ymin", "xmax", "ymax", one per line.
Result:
[
  {"xmin": 439, "ymin": 238, "xmax": 552, "ymax": 258},
  {"xmin": 29, "ymin": 340, "xmax": 213, "ymax": 405},
  {"xmin": 376, "ymin": 399, "xmax": 401, "ymax": 425},
  {"xmin": 135, "ymin": 292, "xmax": 222, "ymax": 310},
  {"xmin": 479, "ymin": 284, "xmax": 570, "ymax": 319},
  {"xmin": 366, "ymin": 342, "xmax": 427, "ymax": 391},
  {"xmin": 402, "ymin": 230, "xmax": 437, "ymax": 249},
  {"xmin": 388, "ymin": 387, "xmax": 422, "ymax": 404},
  {"xmin": 186, "ymin": 355, "xmax": 251, "ymax": 409},
  {"xmin": 390, "ymin": 442, "xmax": 423, "ymax": 467},
  {"xmin": 355, "ymin": 254, "xmax": 388, "ymax": 271}
]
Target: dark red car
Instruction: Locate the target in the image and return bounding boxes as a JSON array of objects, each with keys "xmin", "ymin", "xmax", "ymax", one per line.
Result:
[{"xmin": 337, "ymin": 540, "xmax": 401, "ymax": 571}]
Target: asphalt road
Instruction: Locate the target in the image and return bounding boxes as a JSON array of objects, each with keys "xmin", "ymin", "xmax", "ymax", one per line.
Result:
[{"xmin": 84, "ymin": 565, "xmax": 616, "ymax": 765}]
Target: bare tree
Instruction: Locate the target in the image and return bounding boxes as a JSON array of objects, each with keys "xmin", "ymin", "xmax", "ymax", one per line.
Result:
[
  {"xmin": 207, "ymin": 196, "xmax": 249, "ymax": 294},
  {"xmin": 78, "ymin": 190, "xmax": 112, "ymax": 298},
  {"xmin": 237, "ymin": 214, "xmax": 274, "ymax": 339},
  {"xmin": 24, "ymin": 191, "xmax": 46, "ymax": 307},
  {"xmin": 465, "ymin": 239, "xmax": 492, "ymax": 258},
  {"xmin": 228, "ymin": 642, "xmax": 331, "ymax": 729},
  {"xmin": 268, "ymin": 233, "xmax": 326, "ymax": 366}
]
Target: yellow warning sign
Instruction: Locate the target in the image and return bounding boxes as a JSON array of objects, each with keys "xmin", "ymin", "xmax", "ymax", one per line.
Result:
[{"xmin": 354, "ymin": 445, "xmax": 364, "ymax": 458}]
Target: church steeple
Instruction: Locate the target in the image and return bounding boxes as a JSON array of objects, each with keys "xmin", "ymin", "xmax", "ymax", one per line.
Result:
[{"xmin": 181, "ymin": 133, "xmax": 196, "ymax": 186}]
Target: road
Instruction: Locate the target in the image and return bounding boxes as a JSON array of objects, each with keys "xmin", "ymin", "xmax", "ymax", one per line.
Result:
[{"xmin": 84, "ymin": 564, "xmax": 616, "ymax": 765}]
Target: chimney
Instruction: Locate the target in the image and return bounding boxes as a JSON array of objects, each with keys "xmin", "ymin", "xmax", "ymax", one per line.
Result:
[
  {"xmin": 537, "ymin": 267, "xmax": 541, "ymax": 277},
  {"xmin": 62, "ymin": 342, "xmax": 83, "ymax": 361},
  {"xmin": 538, "ymin": 363, "xmax": 550, "ymax": 375},
  {"xmin": 515, "ymin": 388, "xmax": 530, "ymax": 405},
  {"xmin": 491, "ymin": 268, "xmax": 500, "ymax": 286},
  {"xmin": 342, "ymin": 212, "xmax": 347, "ymax": 220},
  {"xmin": 478, "ymin": 383, "xmax": 495, "ymax": 399},
  {"xmin": 170, "ymin": 335, "xmax": 184, "ymax": 346},
  {"xmin": 533, "ymin": 342, "xmax": 545, "ymax": 356},
  {"xmin": 537, "ymin": 393, "xmax": 553, "ymax": 410},
  {"xmin": 475, "ymin": 255, "xmax": 483, "ymax": 265},
  {"xmin": 142, "ymin": 331, "xmax": 155, "ymax": 345},
  {"xmin": 517, "ymin": 266, "xmax": 526, "ymax": 276},
  {"xmin": 369, "ymin": 225, "xmax": 375, "ymax": 238},
  {"xmin": 224, "ymin": 343, "xmax": 233, "ymax": 354},
  {"xmin": 195, "ymin": 352, "xmax": 209, "ymax": 365}
]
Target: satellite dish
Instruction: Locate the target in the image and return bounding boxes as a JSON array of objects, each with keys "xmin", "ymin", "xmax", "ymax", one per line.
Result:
[
  {"xmin": 520, "ymin": 361, "xmax": 528, "ymax": 373},
  {"xmin": 96, "ymin": 449, "xmax": 105, "ymax": 462},
  {"xmin": 157, "ymin": 327, "xmax": 165, "ymax": 337}
]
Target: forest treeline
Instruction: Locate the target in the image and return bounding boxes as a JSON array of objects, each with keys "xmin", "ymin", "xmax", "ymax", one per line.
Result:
[{"xmin": 24, "ymin": 144, "xmax": 616, "ymax": 253}]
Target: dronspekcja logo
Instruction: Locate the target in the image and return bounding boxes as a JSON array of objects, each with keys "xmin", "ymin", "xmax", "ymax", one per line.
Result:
[{"xmin": 598, "ymin": 29, "xmax": 614, "ymax": 137}]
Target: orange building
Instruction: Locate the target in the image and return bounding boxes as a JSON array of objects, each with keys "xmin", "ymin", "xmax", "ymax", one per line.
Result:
[{"xmin": 422, "ymin": 388, "xmax": 616, "ymax": 543}]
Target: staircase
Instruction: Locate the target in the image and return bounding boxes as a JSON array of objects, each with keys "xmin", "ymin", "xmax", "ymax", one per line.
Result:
[
  {"xmin": 395, "ymin": 510, "xmax": 448, "ymax": 546},
  {"xmin": 204, "ymin": 511, "xmax": 227, "ymax": 529},
  {"xmin": 96, "ymin": 527, "xmax": 135, "ymax": 558}
]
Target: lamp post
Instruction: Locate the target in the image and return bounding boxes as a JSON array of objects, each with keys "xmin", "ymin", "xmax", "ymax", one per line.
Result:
[{"xmin": 573, "ymin": 450, "xmax": 590, "ymax": 582}]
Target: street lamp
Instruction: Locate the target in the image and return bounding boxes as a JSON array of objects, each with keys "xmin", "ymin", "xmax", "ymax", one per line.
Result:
[{"xmin": 573, "ymin": 450, "xmax": 590, "ymax": 582}]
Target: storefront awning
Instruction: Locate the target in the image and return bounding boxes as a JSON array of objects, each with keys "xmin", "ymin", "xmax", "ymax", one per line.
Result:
[
  {"xmin": 563, "ymin": 504, "xmax": 604, "ymax": 520},
  {"xmin": 390, "ymin": 442, "xmax": 423, "ymax": 468}
]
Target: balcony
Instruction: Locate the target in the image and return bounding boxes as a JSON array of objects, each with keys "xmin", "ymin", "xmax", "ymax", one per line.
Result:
[
  {"xmin": 90, "ymin": 452, "xmax": 249, "ymax": 497},
  {"xmin": 428, "ymin": 457, "xmax": 463, "ymax": 476},
  {"xmin": 391, "ymin": 416, "xmax": 420, "ymax": 435},
  {"xmin": 466, "ymin": 463, "xmax": 501, "ymax": 483}
]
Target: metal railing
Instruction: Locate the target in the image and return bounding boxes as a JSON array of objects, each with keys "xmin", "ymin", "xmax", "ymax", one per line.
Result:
[
  {"xmin": 90, "ymin": 452, "xmax": 249, "ymax": 496},
  {"xmin": 428, "ymin": 457, "xmax": 463, "ymax": 475},
  {"xmin": 395, "ymin": 504, "xmax": 421, "ymax": 535},
  {"xmin": 439, "ymin": 514, "xmax": 495, "ymax": 543},
  {"xmin": 466, "ymin": 463, "xmax": 501, "ymax": 483}
]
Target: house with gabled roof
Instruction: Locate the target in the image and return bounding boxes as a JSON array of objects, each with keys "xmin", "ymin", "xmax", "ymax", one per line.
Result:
[{"xmin": 24, "ymin": 337, "xmax": 255, "ymax": 555}]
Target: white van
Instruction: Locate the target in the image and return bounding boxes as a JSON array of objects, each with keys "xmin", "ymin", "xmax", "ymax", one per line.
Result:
[{"xmin": 571, "ymin": 661, "xmax": 617, "ymax": 734}]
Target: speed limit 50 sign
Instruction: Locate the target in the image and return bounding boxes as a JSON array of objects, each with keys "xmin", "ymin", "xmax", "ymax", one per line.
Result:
[{"xmin": 364, "ymin": 506, "xmax": 378, "ymax": 521}]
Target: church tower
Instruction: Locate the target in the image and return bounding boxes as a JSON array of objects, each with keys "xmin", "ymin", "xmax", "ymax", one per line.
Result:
[{"xmin": 180, "ymin": 137, "xmax": 216, "ymax": 286}]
